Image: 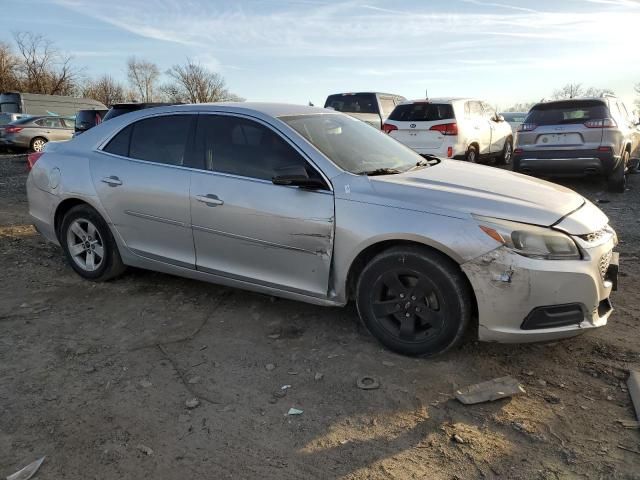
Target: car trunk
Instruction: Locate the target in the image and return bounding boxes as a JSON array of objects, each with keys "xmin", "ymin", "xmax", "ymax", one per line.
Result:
[{"xmin": 386, "ymin": 102, "xmax": 455, "ymax": 150}]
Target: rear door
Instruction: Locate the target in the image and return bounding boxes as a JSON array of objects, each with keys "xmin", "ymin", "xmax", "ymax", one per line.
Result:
[
  {"xmin": 465, "ymin": 101, "xmax": 491, "ymax": 154},
  {"xmin": 386, "ymin": 102, "xmax": 455, "ymax": 150},
  {"xmin": 91, "ymin": 114, "xmax": 197, "ymax": 268},
  {"xmin": 189, "ymin": 113, "xmax": 334, "ymax": 297},
  {"xmin": 517, "ymin": 100, "xmax": 607, "ymax": 151}
]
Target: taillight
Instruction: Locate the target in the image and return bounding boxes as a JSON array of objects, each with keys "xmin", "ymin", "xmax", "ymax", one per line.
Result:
[
  {"xmin": 382, "ymin": 123, "xmax": 397, "ymax": 134},
  {"xmin": 585, "ymin": 118, "xmax": 617, "ymax": 128},
  {"xmin": 27, "ymin": 152, "xmax": 43, "ymax": 170},
  {"xmin": 597, "ymin": 146, "xmax": 612, "ymax": 152},
  {"xmin": 429, "ymin": 122, "xmax": 458, "ymax": 136},
  {"xmin": 514, "ymin": 148, "xmax": 524, "ymax": 154},
  {"xmin": 5, "ymin": 126, "xmax": 23, "ymax": 134},
  {"xmin": 517, "ymin": 123, "xmax": 537, "ymax": 132}
]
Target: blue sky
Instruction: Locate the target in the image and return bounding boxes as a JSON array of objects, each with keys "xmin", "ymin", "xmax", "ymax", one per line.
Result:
[{"xmin": 3, "ymin": 0, "xmax": 640, "ymax": 109}]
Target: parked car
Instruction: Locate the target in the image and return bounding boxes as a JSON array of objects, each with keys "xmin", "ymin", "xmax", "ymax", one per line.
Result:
[
  {"xmin": 513, "ymin": 95, "xmax": 640, "ymax": 192},
  {"xmin": 383, "ymin": 98, "xmax": 514, "ymax": 164},
  {"xmin": 500, "ymin": 112, "xmax": 528, "ymax": 134},
  {"xmin": 324, "ymin": 92, "xmax": 405, "ymax": 129},
  {"xmin": 74, "ymin": 109, "xmax": 108, "ymax": 136},
  {"xmin": 27, "ymin": 103, "xmax": 618, "ymax": 357},
  {"xmin": 0, "ymin": 112, "xmax": 31, "ymax": 125},
  {"xmin": 102, "ymin": 102, "xmax": 177, "ymax": 122},
  {"xmin": 0, "ymin": 91, "xmax": 105, "ymax": 116},
  {"xmin": 0, "ymin": 115, "xmax": 74, "ymax": 152}
]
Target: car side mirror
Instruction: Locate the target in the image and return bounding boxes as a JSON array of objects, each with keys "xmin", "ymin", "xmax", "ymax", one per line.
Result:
[
  {"xmin": 75, "ymin": 122, "xmax": 93, "ymax": 133},
  {"xmin": 272, "ymin": 165, "xmax": 326, "ymax": 189}
]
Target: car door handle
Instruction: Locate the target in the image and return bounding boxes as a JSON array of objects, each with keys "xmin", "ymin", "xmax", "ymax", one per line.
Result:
[
  {"xmin": 195, "ymin": 194, "xmax": 224, "ymax": 206},
  {"xmin": 101, "ymin": 176, "xmax": 122, "ymax": 187}
]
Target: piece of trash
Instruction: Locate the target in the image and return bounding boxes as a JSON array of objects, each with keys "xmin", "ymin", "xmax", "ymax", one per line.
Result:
[
  {"xmin": 596, "ymin": 199, "xmax": 610, "ymax": 204},
  {"xmin": 273, "ymin": 390, "xmax": 287, "ymax": 398},
  {"xmin": 617, "ymin": 444, "xmax": 640, "ymax": 455},
  {"xmin": 451, "ymin": 434, "xmax": 465, "ymax": 444},
  {"xmin": 139, "ymin": 379, "xmax": 152, "ymax": 388},
  {"xmin": 327, "ymin": 354, "xmax": 340, "ymax": 359},
  {"xmin": 7, "ymin": 456, "xmax": 45, "ymax": 480},
  {"xmin": 314, "ymin": 372, "xmax": 324, "ymax": 381},
  {"xmin": 267, "ymin": 333, "xmax": 281, "ymax": 339},
  {"xmin": 627, "ymin": 370, "xmax": 640, "ymax": 421},
  {"xmin": 281, "ymin": 385, "xmax": 291, "ymax": 390},
  {"xmin": 617, "ymin": 419, "xmax": 640, "ymax": 429},
  {"xmin": 455, "ymin": 376, "xmax": 525, "ymax": 405},
  {"xmin": 382, "ymin": 361, "xmax": 395, "ymax": 367},
  {"xmin": 356, "ymin": 376, "xmax": 380, "ymax": 390},
  {"xmin": 136, "ymin": 444, "xmax": 154, "ymax": 456},
  {"xmin": 287, "ymin": 408, "xmax": 303, "ymax": 415},
  {"xmin": 265, "ymin": 363, "xmax": 276, "ymax": 371},
  {"xmin": 187, "ymin": 376, "xmax": 201, "ymax": 385},
  {"xmin": 185, "ymin": 398, "xmax": 200, "ymax": 409}
]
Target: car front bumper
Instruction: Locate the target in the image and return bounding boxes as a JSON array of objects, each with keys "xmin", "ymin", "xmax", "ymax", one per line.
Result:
[{"xmin": 461, "ymin": 240, "xmax": 617, "ymax": 343}]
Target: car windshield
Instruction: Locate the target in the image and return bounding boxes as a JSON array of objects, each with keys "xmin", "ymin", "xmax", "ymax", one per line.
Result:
[
  {"xmin": 389, "ymin": 103, "xmax": 454, "ymax": 122},
  {"xmin": 526, "ymin": 101, "xmax": 609, "ymax": 126},
  {"xmin": 280, "ymin": 113, "xmax": 427, "ymax": 174},
  {"xmin": 501, "ymin": 113, "xmax": 527, "ymax": 123},
  {"xmin": 324, "ymin": 94, "xmax": 378, "ymax": 114}
]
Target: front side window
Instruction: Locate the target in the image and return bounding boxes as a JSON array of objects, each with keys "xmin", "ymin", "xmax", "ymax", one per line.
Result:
[
  {"xmin": 281, "ymin": 113, "xmax": 425, "ymax": 174},
  {"xmin": 194, "ymin": 115, "xmax": 320, "ymax": 182},
  {"xmin": 465, "ymin": 101, "xmax": 483, "ymax": 119}
]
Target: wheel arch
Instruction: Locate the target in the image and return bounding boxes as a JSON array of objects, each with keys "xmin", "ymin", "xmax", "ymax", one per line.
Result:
[{"xmin": 54, "ymin": 197, "xmax": 108, "ymax": 241}]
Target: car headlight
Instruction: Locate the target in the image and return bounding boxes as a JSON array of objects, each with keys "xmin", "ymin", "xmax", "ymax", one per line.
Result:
[{"xmin": 473, "ymin": 215, "xmax": 581, "ymax": 260}]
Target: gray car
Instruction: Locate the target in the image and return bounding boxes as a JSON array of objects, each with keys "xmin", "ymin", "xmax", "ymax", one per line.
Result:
[
  {"xmin": 513, "ymin": 96, "xmax": 640, "ymax": 192},
  {"xmin": 26, "ymin": 103, "xmax": 618, "ymax": 356},
  {"xmin": 0, "ymin": 115, "xmax": 75, "ymax": 152}
]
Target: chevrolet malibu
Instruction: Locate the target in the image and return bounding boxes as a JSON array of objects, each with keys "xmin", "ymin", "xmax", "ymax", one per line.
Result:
[{"xmin": 26, "ymin": 103, "xmax": 619, "ymax": 356}]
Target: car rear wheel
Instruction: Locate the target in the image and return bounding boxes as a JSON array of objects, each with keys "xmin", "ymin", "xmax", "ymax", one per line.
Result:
[
  {"xmin": 356, "ymin": 246, "xmax": 471, "ymax": 357},
  {"xmin": 465, "ymin": 145, "xmax": 478, "ymax": 163},
  {"xmin": 60, "ymin": 204, "xmax": 126, "ymax": 281},
  {"xmin": 607, "ymin": 151, "xmax": 628, "ymax": 193},
  {"xmin": 30, "ymin": 137, "xmax": 47, "ymax": 153},
  {"xmin": 497, "ymin": 137, "xmax": 513, "ymax": 165}
]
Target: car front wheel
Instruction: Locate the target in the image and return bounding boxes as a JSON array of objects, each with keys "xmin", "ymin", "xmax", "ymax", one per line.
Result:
[
  {"xmin": 60, "ymin": 204, "xmax": 126, "ymax": 281},
  {"xmin": 356, "ymin": 246, "xmax": 472, "ymax": 356},
  {"xmin": 465, "ymin": 145, "xmax": 478, "ymax": 163}
]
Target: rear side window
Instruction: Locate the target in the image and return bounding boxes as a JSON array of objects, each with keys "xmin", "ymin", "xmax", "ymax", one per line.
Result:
[
  {"xmin": 35, "ymin": 117, "xmax": 63, "ymax": 128},
  {"xmin": 388, "ymin": 103, "xmax": 454, "ymax": 122},
  {"xmin": 194, "ymin": 115, "xmax": 319, "ymax": 182},
  {"xmin": 324, "ymin": 94, "xmax": 378, "ymax": 114},
  {"xmin": 104, "ymin": 125, "xmax": 132, "ymax": 157},
  {"xmin": 526, "ymin": 100, "xmax": 609, "ymax": 126}
]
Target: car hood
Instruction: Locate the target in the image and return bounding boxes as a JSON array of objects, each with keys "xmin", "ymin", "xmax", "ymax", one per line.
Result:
[{"xmin": 368, "ymin": 160, "xmax": 587, "ymax": 229}]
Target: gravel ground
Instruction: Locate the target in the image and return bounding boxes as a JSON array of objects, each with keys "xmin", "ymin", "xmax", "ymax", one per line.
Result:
[{"xmin": 1, "ymin": 153, "xmax": 639, "ymax": 479}]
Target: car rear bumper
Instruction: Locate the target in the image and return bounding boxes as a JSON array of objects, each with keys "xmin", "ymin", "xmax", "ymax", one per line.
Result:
[
  {"xmin": 513, "ymin": 149, "xmax": 618, "ymax": 176},
  {"xmin": 462, "ymin": 239, "xmax": 618, "ymax": 343}
]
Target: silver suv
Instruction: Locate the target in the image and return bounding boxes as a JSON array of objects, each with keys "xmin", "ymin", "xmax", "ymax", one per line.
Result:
[{"xmin": 513, "ymin": 95, "xmax": 640, "ymax": 192}]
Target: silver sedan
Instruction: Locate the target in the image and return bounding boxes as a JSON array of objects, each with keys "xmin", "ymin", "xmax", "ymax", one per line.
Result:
[{"xmin": 26, "ymin": 103, "xmax": 618, "ymax": 356}]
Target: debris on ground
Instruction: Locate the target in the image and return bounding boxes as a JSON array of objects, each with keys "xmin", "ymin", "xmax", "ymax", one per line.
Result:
[
  {"xmin": 287, "ymin": 408, "xmax": 303, "ymax": 415},
  {"xmin": 265, "ymin": 363, "xmax": 276, "ymax": 371},
  {"xmin": 281, "ymin": 385, "xmax": 291, "ymax": 390},
  {"xmin": 617, "ymin": 419, "xmax": 640, "ymax": 429},
  {"xmin": 455, "ymin": 376, "xmax": 525, "ymax": 404},
  {"xmin": 6, "ymin": 456, "xmax": 45, "ymax": 480},
  {"xmin": 187, "ymin": 376, "xmax": 201, "ymax": 385},
  {"xmin": 139, "ymin": 379, "xmax": 152, "ymax": 388},
  {"xmin": 544, "ymin": 393, "xmax": 562, "ymax": 405},
  {"xmin": 314, "ymin": 372, "xmax": 324, "ymax": 381},
  {"xmin": 185, "ymin": 398, "xmax": 200, "ymax": 409},
  {"xmin": 356, "ymin": 376, "xmax": 380, "ymax": 390},
  {"xmin": 136, "ymin": 444, "xmax": 154, "ymax": 456},
  {"xmin": 382, "ymin": 361, "xmax": 395, "ymax": 367},
  {"xmin": 451, "ymin": 434, "xmax": 465, "ymax": 444},
  {"xmin": 617, "ymin": 444, "xmax": 640, "ymax": 455},
  {"xmin": 627, "ymin": 370, "xmax": 640, "ymax": 420}
]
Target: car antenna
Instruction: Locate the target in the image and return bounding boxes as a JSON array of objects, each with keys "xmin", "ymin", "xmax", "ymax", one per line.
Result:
[{"xmin": 425, "ymin": 88, "xmax": 429, "ymax": 101}]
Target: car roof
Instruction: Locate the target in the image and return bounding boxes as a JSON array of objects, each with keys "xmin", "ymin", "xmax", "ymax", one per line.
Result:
[
  {"xmin": 399, "ymin": 97, "xmax": 472, "ymax": 105},
  {"xmin": 123, "ymin": 102, "xmax": 334, "ymax": 118},
  {"xmin": 327, "ymin": 92, "xmax": 404, "ymax": 97},
  {"xmin": 532, "ymin": 97, "xmax": 609, "ymax": 108}
]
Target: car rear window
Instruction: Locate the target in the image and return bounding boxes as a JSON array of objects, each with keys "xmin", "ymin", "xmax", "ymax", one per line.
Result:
[
  {"xmin": 103, "ymin": 106, "xmax": 142, "ymax": 122},
  {"xmin": 388, "ymin": 103, "xmax": 454, "ymax": 122},
  {"xmin": 526, "ymin": 100, "xmax": 609, "ymax": 126},
  {"xmin": 324, "ymin": 94, "xmax": 378, "ymax": 114}
]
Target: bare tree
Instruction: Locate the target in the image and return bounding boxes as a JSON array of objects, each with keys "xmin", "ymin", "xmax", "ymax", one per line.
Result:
[
  {"xmin": 552, "ymin": 83, "xmax": 584, "ymax": 100},
  {"xmin": 82, "ymin": 75, "xmax": 126, "ymax": 106},
  {"xmin": 14, "ymin": 32, "xmax": 78, "ymax": 95},
  {"xmin": 0, "ymin": 41, "xmax": 20, "ymax": 92},
  {"xmin": 503, "ymin": 102, "xmax": 536, "ymax": 112},
  {"xmin": 127, "ymin": 57, "xmax": 160, "ymax": 102},
  {"xmin": 162, "ymin": 59, "xmax": 243, "ymax": 103},
  {"xmin": 584, "ymin": 87, "xmax": 614, "ymax": 97}
]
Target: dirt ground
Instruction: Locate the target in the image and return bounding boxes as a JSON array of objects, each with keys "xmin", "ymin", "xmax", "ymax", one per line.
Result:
[{"xmin": 1, "ymin": 152, "xmax": 639, "ymax": 480}]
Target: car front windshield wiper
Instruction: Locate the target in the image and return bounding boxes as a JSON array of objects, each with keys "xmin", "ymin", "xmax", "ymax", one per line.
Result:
[
  {"xmin": 407, "ymin": 156, "xmax": 439, "ymax": 171},
  {"xmin": 356, "ymin": 167, "xmax": 404, "ymax": 176}
]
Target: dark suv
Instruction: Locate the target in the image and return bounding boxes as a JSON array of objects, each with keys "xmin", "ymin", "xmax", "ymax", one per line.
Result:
[
  {"xmin": 513, "ymin": 96, "xmax": 640, "ymax": 192},
  {"xmin": 102, "ymin": 103, "xmax": 177, "ymax": 122}
]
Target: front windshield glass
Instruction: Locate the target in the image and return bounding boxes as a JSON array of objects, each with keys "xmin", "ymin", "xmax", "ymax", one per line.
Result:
[{"xmin": 280, "ymin": 113, "xmax": 426, "ymax": 174}]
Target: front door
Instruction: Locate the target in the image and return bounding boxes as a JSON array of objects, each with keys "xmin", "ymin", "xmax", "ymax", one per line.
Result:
[
  {"xmin": 91, "ymin": 114, "xmax": 197, "ymax": 268},
  {"xmin": 189, "ymin": 114, "xmax": 334, "ymax": 297}
]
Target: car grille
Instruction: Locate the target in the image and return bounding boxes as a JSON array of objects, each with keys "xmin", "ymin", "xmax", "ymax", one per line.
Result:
[{"xmin": 599, "ymin": 250, "xmax": 612, "ymax": 281}]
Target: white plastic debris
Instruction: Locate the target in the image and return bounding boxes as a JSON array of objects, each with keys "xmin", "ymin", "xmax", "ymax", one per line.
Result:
[
  {"xmin": 287, "ymin": 408, "xmax": 303, "ymax": 415},
  {"xmin": 7, "ymin": 456, "xmax": 45, "ymax": 480}
]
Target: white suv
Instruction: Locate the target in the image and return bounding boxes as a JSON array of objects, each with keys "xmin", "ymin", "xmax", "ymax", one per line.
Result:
[{"xmin": 383, "ymin": 98, "xmax": 513, "ymax": 164}]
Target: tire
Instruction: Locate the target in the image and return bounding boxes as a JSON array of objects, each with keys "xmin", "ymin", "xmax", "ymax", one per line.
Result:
[
  {"xmin": 60, "ymin": 204, "xmax": 126, "ymax": 281},
  {"xmin": 465, "ymin": 144, "xmax": 478, "ymax": 163},
  {"xmin": 496, "ymin": 137, "xmax": 513, "ymax": 166},
  {"xmin": 355, "ymin": 246, "xmax": 472, "ymax": 357},
  {"xmin": 607, "ymin": 151, "xmax": 628, "ymax": 193},
  {"xmin": 30, "ymin": 137, "xmax": 47, "ymax": 153}
]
